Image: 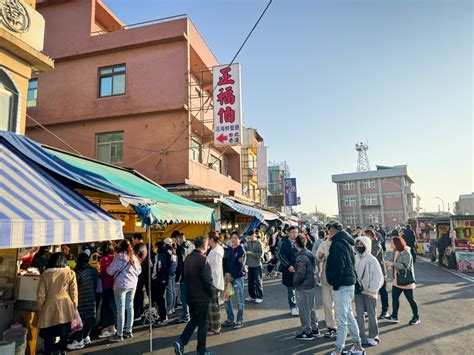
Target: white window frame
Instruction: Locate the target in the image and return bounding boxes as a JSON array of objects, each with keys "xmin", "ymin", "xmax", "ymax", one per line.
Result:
[
  {"xmin": 367, "ymin": 214, "xmax": 379, "ymax": 224},
  {"xmin": 190, "ymin": 139, "xmax": 202, "ymax": 163},
  {"xmin": 344, "ymin": 196, "xmax": 356, "ymax": 207},
  {"xmin": 343, "ymin": 181, "xmax": 355, "ymax": 190},
  {"xmin": 362, "ymin": 179, "xmax": 375, "ymax": 189},
  {"xmin": 363, "ymin": 195, "xmax": 377, "ymax": 206},
  {"xmin": 95, "ymin": 131, "xmax": 124, "ymax": 163},
  {"xmin": 209, "ymin": 154, "xmax": 221, "ymax": 173}
]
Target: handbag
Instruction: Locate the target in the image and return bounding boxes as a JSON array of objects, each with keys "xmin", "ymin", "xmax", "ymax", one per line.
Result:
[
  {"xmin": 397, "ymin": 257, "xmax": 416, "ymax": 286},
  {"xmin": 71, "ymin": 309, "xmax": 83, "ymax": 332},
  {"xmin": 354, "ymin": 265, "xmax": 366, "ymax": 295}
]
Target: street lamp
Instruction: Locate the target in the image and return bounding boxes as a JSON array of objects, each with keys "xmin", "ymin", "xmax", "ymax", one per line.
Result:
[{"xmin": 435, "ymin": 197, "xmax": 445, "ymax": 215}]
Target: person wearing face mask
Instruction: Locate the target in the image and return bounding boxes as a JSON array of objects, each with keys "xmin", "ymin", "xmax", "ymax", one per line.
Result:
[{"xmin": 354, "ymin": 236, "xmax": 384, "ymax": 347}]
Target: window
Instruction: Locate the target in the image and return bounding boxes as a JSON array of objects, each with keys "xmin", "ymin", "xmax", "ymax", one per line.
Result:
[
  {"xmin": 27, "ymin": 79, "xmax": 38, "ymax": 107},
  {"xmin": 384, "ymin": 192, "xmax": 402, "ymax": 198},
  {"xmin": 362, "ymin": 179, "xmax": 375, "ymax": 189},
  {"xmin": 191, "ymin": 139, "xmax": 202, "ymax": 163},
  {"xmin": 363, "ymin": 196, "xmax": 377, "ymax": 206},
  {"xmin": 96, "ymin": 131, "xmax": 124, "ymax": 163},
  {"xmin": 367, "ymin": 214, "xmax": 379, "ymax": 224},
  {"xmin": 344, "ymin": 197, "xmax": 356, "ymax": 206},
  {"xmin": 210, "ymin": 155, "xmax": 221, "ymax": 173},
  {"xmin": 343, "ymin": 181, "xmax": 355, "ymax": 190},
  {"xmin": 0, "ymin": 70, "xmax": 18, "ymax": 132},
  {"xmin": 345, "ymin": 215, "xmax": 356, "ymax": 225},
  {"xmin": 99, "ymin": 65, "xmax": 126, "ymax": 97}
]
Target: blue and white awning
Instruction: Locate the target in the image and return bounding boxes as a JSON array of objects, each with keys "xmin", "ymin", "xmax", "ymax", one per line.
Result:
[
  {"xmin": 0, "ymin": 143, "xmax": 124, "ymax": 248},
  {"xmin": 219, "ymin": 198, "xmax": 279, "ymax": 222}
]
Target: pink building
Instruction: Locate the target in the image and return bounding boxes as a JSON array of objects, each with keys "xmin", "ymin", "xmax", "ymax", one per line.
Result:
[
  {"xmin": 332, "ymin": 165, "xmax": 416, "ymax": 229},
  {"xmin": 26, "ymin": 0, "xmax": 242, "ymax": 198}
]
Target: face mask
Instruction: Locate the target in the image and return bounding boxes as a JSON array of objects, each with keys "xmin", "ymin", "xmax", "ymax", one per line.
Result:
[{"xmin": 356, "ymin": 246, "xmax": 366, "ymax": 254}]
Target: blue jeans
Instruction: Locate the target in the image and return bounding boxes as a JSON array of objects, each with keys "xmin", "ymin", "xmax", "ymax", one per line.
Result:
[
  {"xmin": 114, "ymin": 288, "xmax": 136, "ymax": 337},
  {"xmin": 287, "ymin": 286, "xmax": 297, "ymax": 309},
  {"xmin": 179, "ymin": 281, "xmax": 190, "ymax": 320},
  {"xmin": 226, "ymin": 277, "xmax": 244, "ymax": 323},
  {"xmin": 332, "ymin": 285, "xmax": 361, "ymax": 352},
  {"xmin": 166, "ymin": 274, "xmax": 176, "ymax": 313}
]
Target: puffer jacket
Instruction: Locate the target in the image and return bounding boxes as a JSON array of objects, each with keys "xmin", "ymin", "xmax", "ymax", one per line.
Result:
[
  {"xmin": 277, "ymin": 236, "xmax": 297, "ymax": 287},
  {"xmin": 326, "ymin": 231, "xmax": 356, "ymax": 290},
  {"xmin": 293, "ymin": 249, "xmax": 316, "ymax": 291},
  {"xmin": 75, "ymin": 264, "xmax": 99, "ymax": 320},
  {"xmin": 355, "ymin": 236, "xmax": 384, "ymax": 298}
]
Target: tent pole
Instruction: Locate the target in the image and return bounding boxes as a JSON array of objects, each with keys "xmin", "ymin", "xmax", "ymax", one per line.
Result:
[{"xmin": 148, "ymin": 226, "xmax": 153, "ymax": 352}]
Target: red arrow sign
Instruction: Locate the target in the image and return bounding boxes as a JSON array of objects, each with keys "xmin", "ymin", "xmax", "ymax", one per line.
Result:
[{"xmin": 217, "ymin": 133, "xmax": 228, "ymax": 144}]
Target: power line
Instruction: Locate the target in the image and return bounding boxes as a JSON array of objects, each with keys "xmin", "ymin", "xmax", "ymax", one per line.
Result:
[{"xmin": 161, "ymin": 0, "xmax": 273, "ymax": 153}]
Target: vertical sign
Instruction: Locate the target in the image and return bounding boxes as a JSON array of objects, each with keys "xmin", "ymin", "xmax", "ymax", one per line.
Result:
[
  {"xmin": 284, "ymin": 178, "xmax": 297, "ymax": 206},
  {"xmin": 213, "ymin": 64, "xmax": 242, "ymax": 146},
  {"xmin": 257, "ymin": 146, "xmax": 268, "ymax": 189}
]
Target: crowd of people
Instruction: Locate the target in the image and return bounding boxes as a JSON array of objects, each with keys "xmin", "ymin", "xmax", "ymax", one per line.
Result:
[{"xmin": 32, "ymin": 221, "xmax": 420, "ymax": 355}]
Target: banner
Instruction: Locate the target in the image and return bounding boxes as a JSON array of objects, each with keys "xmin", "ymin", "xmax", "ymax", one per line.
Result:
[
  {"xmin": 257, "ymin": 146, "xmax": 268, "ymax": 189},
  {"xmin": 213, "ymin": 64, "xmax": 242, "ymax": 146},
  {"xmin": 284, "ymin": 178, "xmax": 297, "ymax": 206}
]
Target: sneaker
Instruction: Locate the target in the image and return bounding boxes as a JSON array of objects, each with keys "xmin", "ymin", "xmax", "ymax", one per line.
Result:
[
  {"xmin": 409, "ymin": 317, "xmax": 421, "ymax": 325},
  {"xmin": 207, "ymin": 329, "xmax": 221, "ymax": 336},
  {"xmin": 295, "ymin": 332, "xmax": 314, "ymax": 341},
  {"xmin": 175, "ymin": 304, "xmax": 183, "ymax": 310},
  {"xmin": 98, "ymin": 329, "xmax": 115, "ymax": 338},
  {"xmin": 167, "ymin": 310, "xmax": 174, "ymax": 315},
  {"xmin": 222, "ymin": 320, "xmax": 235, "ymax": 327},
  {"xmin": 156, "ymin": 318, "xmax": 169, "ymax": 326},
  {"xmin": 83, "ymin": 336, "xmax": 91, "ymax": 345},
  {"xmin": 324, "ymin": 328, "xmax": 337, "ymax": 338},
  {"xmin": 379, "ymin": 311, "xmax": 389, "ymax": 319},
  {"xmin": 367, "ymin": 338, "xmax": 379, "ymax": 346},
  {"xmin": 174, "ymin": 340, "xmax": 184, "ymax": 355},
  {"xmin": 385, "ymin": 315, "xmax": 400, "ymax": 323},
  {"xmin": 312, "ymin": 328, "xmax": 321, "ymax": 337},
  {"xmin": 233, "ymin": 321, "xmax": 244, "ymax": 329},
  {"xmin": 255, "ymin": 298, "xmax": 263, "ymax": 304},
  {"xmin": 123, "ymin": 332, "xmax": 133, "ymax": 339},
  {"xmin": 245, "ymin": 297, "xmax": 256, "ymax": 302},
  {"xmin": 175, "ymin": 317, "xmax": 190, "ymax": 323},
  {"xmin": 202, "ymin": 352, "xmax": 216, "ymax": 355},
  {"xmin": 348, "ymin": 345, "xmax": 365, "ymax": 354},
  {"xmin": 290, "ymin": 307, "xmax": 299, "ymax": 316},
  {"xmin": 134, "ymin": 316, "xmax": 142, "ymax": 322},
  {"xmin": 316, "ymin": 281, "xmax": 322, "ymax": 287},
  {"xmin": 109, "ymin": 335, "xmax": 123, "ymax": 342},
  {"xmin": 67, "ymin": 340, "xmax": 84, "ymax": 350}
]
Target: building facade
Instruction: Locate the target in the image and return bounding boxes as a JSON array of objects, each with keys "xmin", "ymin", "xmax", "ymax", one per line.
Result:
[
  {"xmin": 0, "ymin": 0, "xmax": 53, "ymax": 134},
  {"xmin": 241, "ymin": 127, "xmax": 267, "ymax": 206},
  {"xmin": 332, "ymin": 165, "xmax": 416, "ymax": 229},
  {"xmin": 26, "ymin": 0, "xmax": 243, "ymax": 198},
  {"xmin": 267, "ymin": 161, "xmax": 290, "ymax": 212},
  {"xmin": 455, "ymin": 193, "xmax": 474, "ymax": 215}
]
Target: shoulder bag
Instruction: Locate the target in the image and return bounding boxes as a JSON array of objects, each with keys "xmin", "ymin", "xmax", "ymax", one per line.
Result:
[{"xmin": 397, "ymin": 252, "xmax": 416, "ymax": 286}]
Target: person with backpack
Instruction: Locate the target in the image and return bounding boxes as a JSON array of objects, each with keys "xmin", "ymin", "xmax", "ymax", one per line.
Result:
[
  {"xmin": 67, "ymin": 253, "xmax": 98, "ymax": 350},
  {"xmin": 277, "ymin": 226, "xmax": 299, "ymax": 316},
  {"xmin": 403, "ymin": 224, "xmax": 418, "ymax": 262},
  {"xmin": 354, "ymin": 236, "xmax": 384, "ymax": 347},
  {"xmin": 245, "ymin": 229, "xmax": 264, "ymax": 303},
  {"xmin": 326, "ymin": 222, "xmax": 364, "ymax": 355},
  {"xmin": 152, "ymin": 239, "xmax": 172, "ymax": 326},
  {"xmin": 385, "ymin": 236, "xmax": 420, "ymax": 325},
  {"xmin": 294, "ymin": 235, "xmax": 319, "ymax": 340}
]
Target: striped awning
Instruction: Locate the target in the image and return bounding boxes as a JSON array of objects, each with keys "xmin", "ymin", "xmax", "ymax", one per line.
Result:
[
  {"xmin": 219, "ymin": 198, "xmax": 280, "ymax": 222},
  {"xmin": 0, "ymin": 143, "xmax": 124, "ymax": 249}
]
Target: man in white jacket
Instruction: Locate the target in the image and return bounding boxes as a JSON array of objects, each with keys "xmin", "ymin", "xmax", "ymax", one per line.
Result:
[{"xmin": 354, "ymin": 236, "xmax": 384, "ymax": 347}]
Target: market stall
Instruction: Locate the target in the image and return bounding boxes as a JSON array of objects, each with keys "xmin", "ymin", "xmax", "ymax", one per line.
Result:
[
  {"xmin": 409, "ymin": 216, "xmax": 437, "ymax": 256},
  {"xmin": 450, "ymin": 215, "xmax": 474, "ymax": 273}
]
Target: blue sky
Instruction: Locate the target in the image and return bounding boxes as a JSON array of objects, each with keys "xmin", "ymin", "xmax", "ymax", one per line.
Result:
[{"xmin": 104, "ymin": 0, "xmax": 473, "ymax": 215}]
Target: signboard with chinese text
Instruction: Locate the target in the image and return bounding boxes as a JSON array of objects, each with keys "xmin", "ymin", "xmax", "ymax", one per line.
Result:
[
  {"xmin": 213, "ymin": 64, "xmax": 242, "ymax": 146},
  {"xmin": 284, "ymin": 178, "xmax": 297, "ymax": 206},
  {"xmin": 257, "ymin": 146, "xmax": 268, "ymax": 189}
]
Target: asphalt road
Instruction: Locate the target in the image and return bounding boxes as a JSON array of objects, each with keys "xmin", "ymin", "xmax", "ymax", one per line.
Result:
[{"xmin": 72, "ymin": 252, "xmax": 474, "ymax": 355}]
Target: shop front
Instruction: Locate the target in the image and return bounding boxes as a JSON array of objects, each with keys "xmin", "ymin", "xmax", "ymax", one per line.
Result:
[{"xmin": 451, "ymin": 215, "xmax": 474, "ymax": 273}]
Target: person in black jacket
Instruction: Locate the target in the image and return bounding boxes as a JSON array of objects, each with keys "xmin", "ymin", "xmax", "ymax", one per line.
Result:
[
  {"xmin": 403, "ymin": 224, "xmax": 417, "ymax": 262},
  {"xmin": 32, "ymin": 246, "xmax": 52, "ymax": 274},
  {"xmin": 325, "ymin": 222, "xmax": 364, "ymax": 355},
  {"xmin": 277, "ymin": 226, "xmax": 299, "ymax": 316},
  {"xmin": 175, "ymin": 232, "xmax": 194, "ymax": 323},
  {"xmin": 152, "ymin": 239, "xmax": 172, "ymax": 325},
  {"xmin": 174, "ymin": 236, "xmax": 214, "ymax": 355},
  {"xmin": 67, "ymin": 253, "xmax": 98, "ymax": 350}
]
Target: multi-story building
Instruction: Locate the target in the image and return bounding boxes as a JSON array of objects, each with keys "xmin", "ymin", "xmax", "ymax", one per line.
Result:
[
  {"xmin": 1, "ymin": 0, "xmax": 53, "ymax": 134},
  {"xmin": 267, "ymin": 161, "xmax": 290, "ymax": 212},
  {"xmin": 455, "ymin": 193, "xmax": 474, "ymax": 215},
  {"xmin": 241, "ymin": 127, "xmax": 267, "ymax": 206},
  {"xmin": 26, "ymin": 0, "xmax": 242, "ymax": 199},
  {"xmin": 332, "ymin": 165, "xmax": 416, "ymax": 228}
]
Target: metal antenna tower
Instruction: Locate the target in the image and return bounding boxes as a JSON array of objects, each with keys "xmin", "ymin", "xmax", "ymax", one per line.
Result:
[{"xmin": 355, "ymin": 142, "xmax": 371, "ymax": 172}]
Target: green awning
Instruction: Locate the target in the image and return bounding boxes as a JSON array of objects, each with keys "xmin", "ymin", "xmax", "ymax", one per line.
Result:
[{"xmin": 45, "ymin": 148, "xmax": 213, "ymax": 225}]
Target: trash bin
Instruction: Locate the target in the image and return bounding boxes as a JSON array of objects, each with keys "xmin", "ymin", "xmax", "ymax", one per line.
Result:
[
  {"xmin": 0, "ymin": 341, "xmax": 15, "ymax": 355},
  {"xmin": 3, "ymin": 326, "xmax": 28, "ymax": 355}
]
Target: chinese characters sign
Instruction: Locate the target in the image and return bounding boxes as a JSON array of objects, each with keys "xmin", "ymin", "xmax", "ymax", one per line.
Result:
[
  {"xmin": 213, "ymin": 64, "xmax": 242, "ymax": 146},
  {"xmin": 284, "ymin": 178, "xmax": 298, "ymax": 206}
]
